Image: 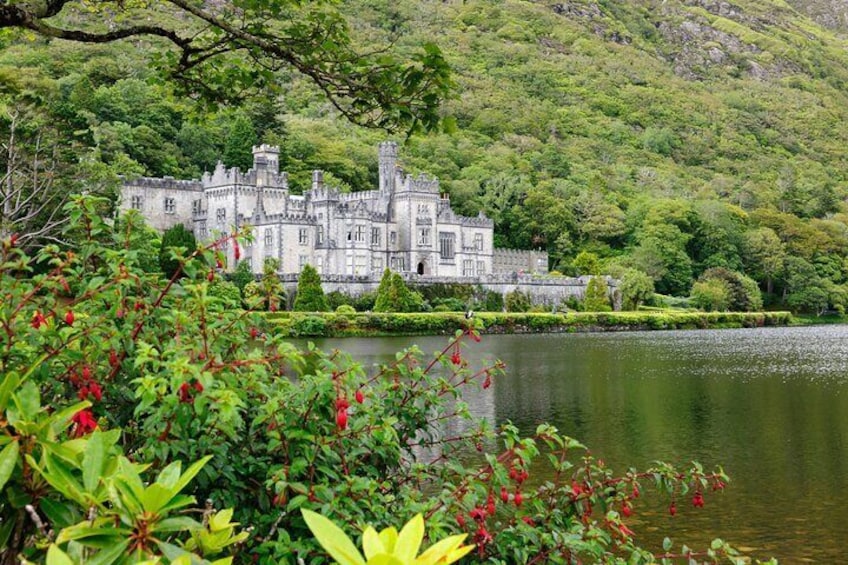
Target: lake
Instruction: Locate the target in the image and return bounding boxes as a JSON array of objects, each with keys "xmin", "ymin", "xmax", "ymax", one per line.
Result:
[{"xmin": 303, "ymin": 326, "xmax": 848, "ymax": 563}]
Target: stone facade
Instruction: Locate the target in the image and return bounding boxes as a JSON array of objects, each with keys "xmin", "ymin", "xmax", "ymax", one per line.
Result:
[{"xmin": 120, "ymin": 142, "xmax": 531, "ymax": 278}]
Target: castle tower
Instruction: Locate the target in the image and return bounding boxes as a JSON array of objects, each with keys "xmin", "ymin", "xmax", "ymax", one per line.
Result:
[
  {"xmin": 378, "ymin": 141, "xmax": 398, "ymax": 192},
  {"xmin": 252, "ymin": 145, "xmax": 280, "ymax": 175}
]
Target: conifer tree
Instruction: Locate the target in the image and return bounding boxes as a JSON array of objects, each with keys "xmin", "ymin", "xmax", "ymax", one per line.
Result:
[
  {"xmin": 293, "ymin": 264, "xmax": 329, "ymax": 311},
  {"xmin": 584, "ymin": 276, "xmax": 612, "ymax": 312},
  {"xmin": 159, "ymin": 224, "xmax": 197, "ymax": 279}
]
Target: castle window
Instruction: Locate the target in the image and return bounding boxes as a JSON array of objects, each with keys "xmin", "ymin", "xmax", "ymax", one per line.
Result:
[
  {"xmin": 299, "ymin": 228, "xmax": 309, "ymax": 245},
  {"xmin": 439, "ymin": 232, "xmax": 455, "ymax": 260},
  {"xmin": 371, "ymin": 227, "xmax": 381, "ymax": 246},
  {"xmin": 372, "ymin": 257, "xmax": 383, "ymax": 272},
  {"xmin": 417, "ymin": 228, "xmax": 431, "ymax": 247},
  {"xmin": 198, "ymin": 221, "xmax": 207, "ymax": 238},
  {"xmin": 355, "ymin": 225, "xmax": 365, "ymax": 243},
  {"xmin": 216, "ymin": 208, "xmax": 226, "ymax": 224},
  {"xmin": 474, "ymin": 233, "xmax": 483, "ymax": 251},
  {"xmin": 390, "ymin": 231, "xmax": 397, "ymax": 245},
  {"xmin": 130, "ymin": 195, "xmax": 143, "ymax": 210},
  {"xmin": 390, "ymin": 256, "xmax": 406, "ymax": 271},
  {"xmin": 317, "ymin": 225, "xmax": 324, "ymax": 245},
  {"xmin": 192, "ymin": 200, "xmax": 201, "ymax": 215},
  {"xmin": 316, "ymin": 256, "xmax": 324, "ymax": 273},
  {"xmin": 462, "ymin": 260, "xmax": 475, "ymax": 277},
  {"xmin": 355, "ymin": 255, "xmax": 367, "ymax": 274},
  {"xmin": 264, "ymin": 228, "xmax": 273, "ymax": 245},
  {"xmin": 299, "ymin": 255, "xmax": 309, "ymax": 271},
  {"xmin": 477, "ymin": 261, "xmax": 485, "ymax": 276}
]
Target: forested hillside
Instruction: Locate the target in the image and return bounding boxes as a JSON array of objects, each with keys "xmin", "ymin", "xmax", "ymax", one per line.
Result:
[{"xmin": 3, "ymin": 0, "xmax": 848, "ymax": 310}]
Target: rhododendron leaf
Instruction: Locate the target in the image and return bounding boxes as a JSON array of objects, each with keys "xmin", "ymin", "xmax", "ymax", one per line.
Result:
[
  {"xmin": 394, "ymin": 514, "xmax": 424, "ymax": 562},
  {"xmin": 156, "ymin": 460, "xmax": 182, "ymax": 490},
  {"xmin": 86, "ymin": 539, "xmax": 130, "ymax": 565},
  {"xmin": 378, "ymin": 526, "xmax": 398, "ymax": 553},
  {"xmin": 362, "ymin": 526, "xmax": 384, "ymax": 559},
  {"xmin": 172, "ymin": 455, "xmax": 213, "ymax": 494},
  {"xmin": 46, "ymin": 544, "xmax": 73, "ymax": 565},
  {"xmin": 301, "ymin": 509, "xmax": 366, "ymax": 565},
  {"xmin": 82, "ymin": 431, "xmax": 105, "ymax": 493},
  {"xmin": 154, "ymin": 516, "xmax": 202, "ymax": 533},
  {"xmin": 415, "ymin": 534, "xmax": 473, "ymax": 565},
  {"xmin": 0, "ymin": 441, "xmax": 18, "ymax": 493}
]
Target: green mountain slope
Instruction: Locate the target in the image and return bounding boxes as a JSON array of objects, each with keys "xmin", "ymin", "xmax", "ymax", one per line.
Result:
[{"xmin": 3, "ymin": 0, "xmax": 848, "ymax": 309}]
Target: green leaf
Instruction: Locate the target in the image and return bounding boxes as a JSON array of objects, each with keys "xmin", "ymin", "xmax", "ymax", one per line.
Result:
[
  {"xmin": 301, "ymin": 509, "xmax": 365, "ymax": 565},
  {"xmin": 140, "ymin": 483, "xmax": 178, "ymax": 514},
  {"xmin": 40, "ymin": 498, "xmax": 79, "ymax": 529},
  {"xmin": 83, "ymin": 430, "xmax": 106, "ymax": 493},
  {"xmin": 663, "ymin": 537, "xmax": 673, "ymax": 551},
  {"xmin": 87, "ymin": 539, "xmax": 130, "ymax": 565},
  {"xmin": 365, "ymin": 555, "xmax": 404, "ymax": 565},
  {"xmin": 0, "ymin": 371, "xmax": 20, "ymax": 410},
  {"xmin": 172, "ymin": 455, "xmax": 212, "ymax": 494},
  {"xmin": 153, "ymin": 516, "xmax": 201, "ymax": 533},
  {"xmin": 14, "ymin": 380, "xmax": 40, "ymax": 420},
  {"xmin": 46, "ymin": 544, "xmax": 74, "ymax": 565},
  {"xmin": 0, "ymin": 441, "xmax": 19, "ymax": 492}
]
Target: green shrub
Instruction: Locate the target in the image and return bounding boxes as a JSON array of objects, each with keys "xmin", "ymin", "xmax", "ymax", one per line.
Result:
[
  {"xmin": 208, "ymin": 279, "xmax": 241, "ymax": 309},
  {"xmin": 505, "ymin": 289, "xmax": 531, "ymax": 312},
  {"xmin": 159, "ymin": 223, "xmax": 197, "ymax": 279},
  {"xmin": 584, "ymin": 276, "xmax": 612, "ymax": 312},
  {"xmin": 292, "ymin": 314, "xmax": 329, "ymax": 336},
  {"xmin": 294, "ymin": 264, "xmax": 330, "ymax": 311}
]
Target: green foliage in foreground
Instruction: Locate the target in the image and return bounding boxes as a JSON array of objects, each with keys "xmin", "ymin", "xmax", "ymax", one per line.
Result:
[{"xmin": 0, "ymin": 198, "xmax": 778, "ymax": 564}]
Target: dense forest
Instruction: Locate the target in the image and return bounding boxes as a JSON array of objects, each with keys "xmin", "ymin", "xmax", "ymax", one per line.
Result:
[{"xmin": 3, "ymin": 0, "xmax": 848, "ymax": 311}]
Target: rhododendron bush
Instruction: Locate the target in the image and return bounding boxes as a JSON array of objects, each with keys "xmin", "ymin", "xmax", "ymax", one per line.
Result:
[{"xmin": 1, "ymin": 197, "xmax": 774, "ymax": 564}]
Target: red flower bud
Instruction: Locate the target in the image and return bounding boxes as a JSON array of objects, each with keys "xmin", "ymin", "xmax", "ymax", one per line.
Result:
[
  {"xmin": 82, "ymin": 366, "xmax": 92, "ymax": 381},
  {"xmin": 77, "ymin": 386, "xmax": 89, "ymax": 400},
  {"xmin": 521, "ymin": 516, "xmax": 535, "ymax": 526},
  {"xmin": 193, "ymin": 381, "xmax": 204, "ymax": 393},
  {"xmin": 178, "ymin": 382, "xmax": 194, "ymax": 403},
  {"xmin": 632, "ymin": 484, "xmax": 640, "ymax": 498},
  {"xmin": 514, "ymin": 490, "xmax": 523, "ymax": 507},
  {"xmin": 482, "ymin": 372, "xmax": 492, "ymax": 389},
  {"xmin": 336, "ymin": 408, "xmax": 348, "ymax": 430},
  {"xmin": 355, "ymin": 389, "xmax": 364, "ymax": 404},
  {"xmin": 207, "ymin": 269, "xmax": 215, "ymax": 282},
  {"xmin": 250, "ymin": 327, "xmax": 259, "ymax": 339},
  {"xmin": 71, "ymin": 409, "xmax": 97, "ymax": 437},
  {"xmin": 469, "ymin": 507, "xmax": 486, "ymax": 522},
  {"xmin": 692, "ymin": 492, "xmax": 705, "ymax": 508},
  {"xmin": 622, "ymin": 501, "xmax": 633, "ymax": 518},
  {"xmin": 450, "ymin": 351, "xmax": 462, "ymax": 365},
  {"xmin": 500, "ymin": 486, "xmax": 509, "ymax": 503},
  {"xmin": 9, "ymin": 233, "xmax": 18, "ymax": 246},
  {"xmin": 109, "ymin": 350, "xmax": 119, "ymax": 367},
  {"xmin": 486, "ymin": 493, "xmax": 496, "ymax": 515},
  {"xmin": 669, "ymin": 502, "xmax": 677, "ymax": 516},
  {"xmin": 335, "ymin": 397, "xmax": 350, "ymax": 411},
  {"xmin": 31, "ymin": 310, "xmax": 45, "ymax": 329}
]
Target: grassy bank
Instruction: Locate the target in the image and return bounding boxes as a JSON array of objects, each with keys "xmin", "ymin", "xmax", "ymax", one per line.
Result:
[{"xmin": 264, "ymin": 310, "xmax": 794, "ymax": 338}]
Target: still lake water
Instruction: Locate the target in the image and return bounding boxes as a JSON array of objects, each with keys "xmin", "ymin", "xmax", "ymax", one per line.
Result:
[{"xmin": 302, "ymin": 326, "xmax": 848, "ymax": 563}]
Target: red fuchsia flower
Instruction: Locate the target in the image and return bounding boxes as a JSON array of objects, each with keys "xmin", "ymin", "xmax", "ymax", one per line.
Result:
[
  {"xmin": 82, "ymin": 366, "xmax": 92, "ymax": 381},
  {"xmin": 456, "ymin": 513, "xmax": 467, "ymax": 528},
  {"xmin": 178, "ymin": 382, "xmax": 194, "ymax": 403},
  {"xmin": 712, "ymin": 480, "xmax": 726, "ymax": 491},
  {"xmin": 355, "ymin": 389, "xmax": 364, "ymax": 404},
  {"xmin": 474, "ymin": 524, "xmax": 493, "ymax": 545},
  {"xmin": 207, "ymin": 269, "xmax": 215, "ymax": 282},
  {"xmin": 571, "ymin": 481, "xmax": 583, "ymax": 498},
  {"xmin": 234, "ymin": 241, "xmax": 241, "ymax": 260},
  {"xmin": 450, "ymin": 350, "xmax": 462, "ymax": 365},
  {"xmin": 77, "ymin": 386, "xmax": 89, "ymax": 400},
  {"xmin": 88, "ymin": 382, "xmax": 103, "ymax": 401},
  {"xmin": 192, "ymin": 381, "xmax": 203, "ymax": 393},
  {"xmin": 250, "ymin": 327, "xmax": 259, "ymax": 339},
  {"xmin": 618, "ymin": 523, "xmax": 635, "ymax": 537},
  {"xmin": 632, "ymin": 484, "xmax": 640, "ymax": 498},
  {"xmin": 692, "ymin": 491, "xmax": 705, "ymax": 508},
  {"xmin": 71, "ymin": 409, "xmax": 97, "ymax": 437},
  {"xmin": 134, "ymin": 301, "xmax": 143, "ymax": 312},
  {"xmin": 514, "ymin": 490, "xmax": 523, "ymax": 507},
  {"xmin": 216, "ymin": 257, "xmax": 224, "ymax": 269},
  {"xmin": 64, "ymin": 310, "xmax": 74, "ymax": 326},
  {"xmin": 622, "ymin": 501, "xmax": 633, "ymax": 518},
  {"xmin": 467, "ymin": 329, "xmax": 482, "ymax": 342},
  {"xmin": 669, "ymin": 501, "xmax": 677, "ymax": 516},
  {"xmin": 500, "ymin": 486, "xmax": 510, "ymax": 503},
  {"xmin": 31, "ymin": 310, "xmax": 46, "ymax": 329},
  {"xmin": 482, "ymin": 371, "xmax": 492, "ymax": 389},
  {"xmin": 521, "ymin": 516, "xmax": 536, "ymax": 526},
  {"xmin": 336, "ymin": 408, "xmax": 348, "ymax": 430},
  {"xmin": 469, "ymin": 507, "xmax": 487, "ymax": 522},
  {"xmin": 486, "ymin": 493, "xmax": 496, "ymax": 515},
  {"xmin": 335, "ymin": 397, "xmax": 350, "ymax": 411}
]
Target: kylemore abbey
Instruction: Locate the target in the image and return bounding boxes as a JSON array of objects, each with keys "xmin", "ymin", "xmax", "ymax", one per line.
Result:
[{"xmin": 120, "ymin": 142, "xmax": 548, "ymax": 280}]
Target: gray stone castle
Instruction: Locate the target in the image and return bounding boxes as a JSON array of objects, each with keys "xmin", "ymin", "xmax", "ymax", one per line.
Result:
[{"xmin": 120, "ymin": 142, "xmax": 548, "ymax": 279}]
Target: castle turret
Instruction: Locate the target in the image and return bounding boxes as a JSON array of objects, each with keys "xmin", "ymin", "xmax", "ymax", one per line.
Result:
[
  {"xmin": 252, "ymin": 145, "xmax": 280, "ymax": 175},
  {"xmin": 378, "ymin": 141, "xmax": 398, "ymax": 192}
]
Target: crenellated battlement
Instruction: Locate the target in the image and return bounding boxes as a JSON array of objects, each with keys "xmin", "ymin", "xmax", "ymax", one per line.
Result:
[{"xmin": 124, "ymin": 177, "xmax": 203, "ymax": 191}]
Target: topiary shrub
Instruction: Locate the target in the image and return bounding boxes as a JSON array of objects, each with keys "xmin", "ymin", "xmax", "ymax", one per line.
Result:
[
  {"xmin": 294, "ymin": 264, "xmax": 330, "ymax": 311},
  {"xmin": 584, "ymin": 276, "xmax": 612, "ymax": 312}
]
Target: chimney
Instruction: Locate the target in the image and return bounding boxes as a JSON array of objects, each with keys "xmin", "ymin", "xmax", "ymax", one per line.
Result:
[{"xmin": 312, "ymin": 170, "xmax": 324, "ymax": 191}]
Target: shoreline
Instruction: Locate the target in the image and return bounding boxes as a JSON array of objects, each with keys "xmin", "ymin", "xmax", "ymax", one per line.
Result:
[{"xmin": 264, "ymin": 310, "xmax": 794, "ymax": 338}]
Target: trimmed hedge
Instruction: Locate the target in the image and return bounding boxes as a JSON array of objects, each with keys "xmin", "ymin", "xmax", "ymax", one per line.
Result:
[{"xmin": 263, "ymin": 310, "xmax": 793, "ymax": 338}]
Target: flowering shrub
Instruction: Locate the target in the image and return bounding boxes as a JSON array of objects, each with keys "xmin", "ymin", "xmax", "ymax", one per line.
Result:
[{"xmin": 0, "ymin": 196, "xmax": 777, "ymax": 564}]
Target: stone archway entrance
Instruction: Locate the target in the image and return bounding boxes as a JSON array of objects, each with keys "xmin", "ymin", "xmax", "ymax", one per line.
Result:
[{"xmin": 417, "ymin": 262, "xmax": 425, "ymax": 275}]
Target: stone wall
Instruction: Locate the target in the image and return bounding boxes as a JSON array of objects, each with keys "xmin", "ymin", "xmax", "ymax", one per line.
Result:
[
  {"xmin": 279, "ymin": 273, "xmax": 620, "ymax": 310},
  {"xmin": 492, "ymin": 249, "xmax": 549, "ymax": 275}
]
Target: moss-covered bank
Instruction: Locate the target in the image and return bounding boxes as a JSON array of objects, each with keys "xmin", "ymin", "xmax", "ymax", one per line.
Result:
[{"xmin": 264, "ymin": 310, "xmax": 793, "ymax": 338}]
